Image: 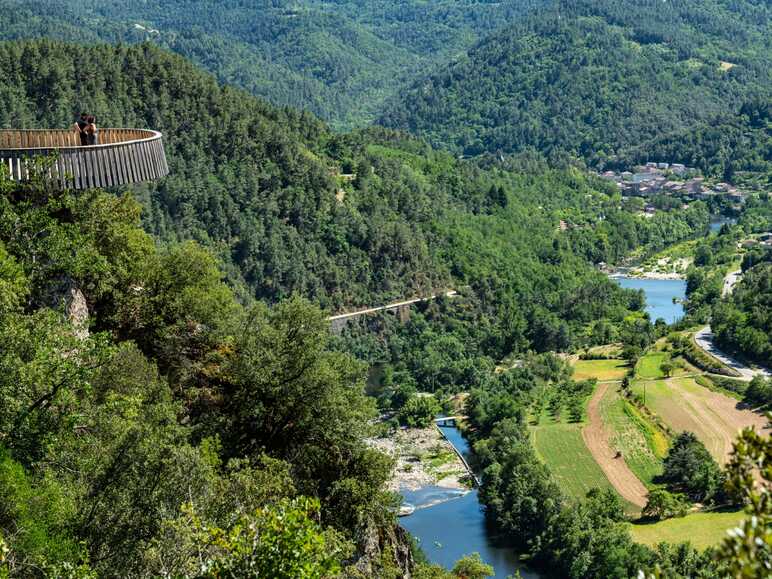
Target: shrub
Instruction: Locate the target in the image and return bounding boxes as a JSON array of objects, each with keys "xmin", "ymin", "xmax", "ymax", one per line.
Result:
[
  {"xmin": 744, "ymin": 376, "xmax": 772, "ymax": 408},
  {"xmin": 398, "ymin": 395, "xmax": 441, "ymax": 428},
  {"xmin": 642, "ymin": 489, "xmax": 689, "ymax": 520}
]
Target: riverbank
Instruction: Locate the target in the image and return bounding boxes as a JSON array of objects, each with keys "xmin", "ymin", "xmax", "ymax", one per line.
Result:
[
  {"xmin": 607, "ymin": 267, "xmax": 685, "ymax": 280},
  {"xmin": 368, "ymin": 425, "xmax": 470, "ymax": 495},
  {"xmin": 399, "ymin": 424, "xmax": 540, "ymax": 578},
  {"xmin": 602, "ymin": 241, "xmax": 693, "ymax": 280}
]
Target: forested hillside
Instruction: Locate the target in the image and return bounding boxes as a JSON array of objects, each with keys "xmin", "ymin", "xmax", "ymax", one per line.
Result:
[
  {"xmin": 0, "ymin": 40, "xmax": 436, "ymax": 309},
  {"xmin": 618, "ymin": 100, "xmax": 771, "ymax": 183},
  {"xmin": 380, "ymin": 0, "xmax": 772, "ymax": 165},
  {"xmin": 680, "ymin": 192, "xmax": 771, "ymax": 370},
  {"xmin": 0, "ymin": 164, "xmax": 412, "ymax": 575},
  {"xmin": 0, "ymin": 0, "xmax": 544, "ymax": 128},
  {"xmin": 0, "ymin": 40, "xmax": 709, "ymax": 321},
  {"xmin": 713, "ymin": 262, "xmax": 772, "ymax": 367}
]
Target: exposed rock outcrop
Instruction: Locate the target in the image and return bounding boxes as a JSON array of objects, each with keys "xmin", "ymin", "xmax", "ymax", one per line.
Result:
[
  {"xmin": 42, "ymin": 276, "xmax": 90, "ymax": 339},
  {"xmin": 348, "ymin": 520, "xmax": 414, "ymax": 578},
  {"xmin": 65, "ymin": 285, "xmax": 89, "ymax": 340}
]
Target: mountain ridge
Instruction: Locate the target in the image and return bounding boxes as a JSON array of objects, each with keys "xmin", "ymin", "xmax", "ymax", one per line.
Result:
[{"xmin": 379, "ymin": 0, "xmax": 772, "ymax": 163}]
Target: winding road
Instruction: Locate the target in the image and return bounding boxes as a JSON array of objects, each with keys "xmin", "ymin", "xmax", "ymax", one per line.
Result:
[
  {"xmin": 691, "ymin": 267, "xmax": 771, "ymax": 382},
  {"xmin": 694, "ymin": 327, "xmax": 771, "ymax": 382}
]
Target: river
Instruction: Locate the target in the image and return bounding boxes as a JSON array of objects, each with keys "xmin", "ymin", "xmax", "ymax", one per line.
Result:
[
  {"xmin": 615, "ymin": 277, "xmax": 686, "ymax": 324},
  {"xmin": 399, "ymin": 425, "xmax": 540, "ymax": 578},
  {"xmin": 709, "ymin": 215, "xmax": 736, "ymax": 234}
]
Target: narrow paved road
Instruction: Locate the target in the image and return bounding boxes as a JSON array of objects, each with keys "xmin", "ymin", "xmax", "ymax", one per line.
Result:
[
  {"xmin": 582, "ymin": 382, "xmax": 649, "ymax": 508},
  {"xmin": 327, "ymin": 290, "xmax": 457, "ymax": 321},
  {"xmin": 722, "ymin": 269, "xmax": 742, "ymax": 297},
  {"xmin": 694, "ymin": 327, "xmax": 771, "ymax": 382}
]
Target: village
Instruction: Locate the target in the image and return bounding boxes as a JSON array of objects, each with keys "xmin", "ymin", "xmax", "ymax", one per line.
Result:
[{"xmin": 596, "ymin": 162, "xmax": 748, "ymax": 212}]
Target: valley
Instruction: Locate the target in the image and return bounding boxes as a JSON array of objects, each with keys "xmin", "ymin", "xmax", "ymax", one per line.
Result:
[{"xmin": 0, "ymin": 1, "xmax": 769, "ymax": 577}]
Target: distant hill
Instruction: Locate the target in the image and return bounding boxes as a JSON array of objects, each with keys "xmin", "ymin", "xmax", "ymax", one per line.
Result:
[
  {"xmin": 379, "ymin": 0, "xmax": 772, "ymax": 165},
  {"xmin": 0, "ymin": 0, "xmax": 545, "ymax": 129},
  {"xmin": 616, "ymin": 101, "xmax": 771, "ymax": 184},
  {"xmin": 0, "ymin": 39, "xmax": 710, "ymax": 347}
]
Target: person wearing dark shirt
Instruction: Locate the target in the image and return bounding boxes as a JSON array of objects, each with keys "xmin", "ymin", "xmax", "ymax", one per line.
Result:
[
  {"xmin": 72, "ymin": 112, "xmax": 89, "ymax": 146},
  {"xmin": 84, "ymin": 115, "xmax": 98, "ymax": 146}
]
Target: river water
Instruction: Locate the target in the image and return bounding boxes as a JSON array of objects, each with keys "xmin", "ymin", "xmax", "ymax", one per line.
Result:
[
  {"xmin": 615, "ymin": 277, "xmax": 686, "ymax": 324},
  {"xmin": 399, "ymin": 426, "xmax": 540, "ymax": 578},
  {"xmin": 709, "ymin": 216, "xmax": 736, "ymax": 234}
]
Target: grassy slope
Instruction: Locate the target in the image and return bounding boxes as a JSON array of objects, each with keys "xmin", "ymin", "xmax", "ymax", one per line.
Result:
[
  {"xmin": 632, "ymin": 378, "xmax": 718, "ymax": 456},
  {"xmin": 632, "ymin": 373, "xmax": 770, "ymax": 466},
  {"xmin": 636, "ymin": 352, "xmax": 669, "ymax": 380},
  {"xmin": 529, "ymin": 381, "xmax": 614, "ymax": 502},
  {"xmin": 599, "ymin": 386, "xmax": 666, "ymax": 487},
  {"xmin": 530, "ymin": 423, "xmax": 616, "ymax": 502},
  {"xmin": 630, "ymin": 510, "xmax": 744, "ymax": 550},
  {"xmin": 536, "ymin": 352, "xmax": 751, "ymax": 549},
  {"xmin": 571, "ymin": 357, "xmax": 665, "ymax": 487},
  {"xmin": 531, "ymin": 364, "xmax": 641, "ymax": 508},
  {"xmin": 573, "ymin": 359, "xmax": 630, "ymax": 381}
]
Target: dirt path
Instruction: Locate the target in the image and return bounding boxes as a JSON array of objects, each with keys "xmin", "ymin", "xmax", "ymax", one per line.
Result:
[{"xmin": 582, "ymin": 382, "xmax": 649, "ymax": 508}]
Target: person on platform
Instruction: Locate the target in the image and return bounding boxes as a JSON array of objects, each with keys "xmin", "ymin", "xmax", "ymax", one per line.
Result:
[
  {"xmin": 72, "ymin": 112, "xmax": 89, "ymax": 146},
  {"xmin": 84, "ymin": 115, "xmax": 98, "ymax": 146}
]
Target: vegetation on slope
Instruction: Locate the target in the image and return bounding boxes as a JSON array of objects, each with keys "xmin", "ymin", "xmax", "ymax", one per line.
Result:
[
  {"xmin": 0, "ymin": 172, "xmax": 397, "ymax": 575},
  {"xmin": 0, "ymin": 41, "xmax": 709, "ymax": 346},
  {"xmin": 380, "ymin": 0, "xmax": 772, "ymax": 165},
  {"xmin": 617, "ymin": 100, "xmax": 771, "ymax": 182},
  {"xmin": 712, "ymin": 263, "xmax": 772, "ymax": 367},
  {"xmin": 629, "ymin": 510, "xmax": 744, "ymax": 550},
  {"xmin": 684, "ymin": 193, "xmax": 771, "ymax": 366},
  {"xmin": 0, "ymin": 0, "xmax": 546, "ymax": 128},
  {"xmin": 0, "ymin": 8, "xmax": 766, "ymax": 571}
]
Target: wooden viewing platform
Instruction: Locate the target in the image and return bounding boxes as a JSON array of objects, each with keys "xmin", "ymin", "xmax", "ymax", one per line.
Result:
[{"xmin": 0, "ymin": 128, "xmax": 168, "ymax": 189}]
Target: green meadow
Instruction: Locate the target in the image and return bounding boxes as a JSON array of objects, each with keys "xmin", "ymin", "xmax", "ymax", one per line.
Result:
[
  {"xmin": 530, "ymin": 423, "xmax": 614, "ymax": 502},
  {"xmin": 630, "ymin": 510, "xmax": 744, "ymax": 550}
]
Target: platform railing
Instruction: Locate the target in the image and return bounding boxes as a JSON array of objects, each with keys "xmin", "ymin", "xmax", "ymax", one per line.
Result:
[{"xmin": 0, "ymin": 128, "xmax": 169, "ymax": 189}]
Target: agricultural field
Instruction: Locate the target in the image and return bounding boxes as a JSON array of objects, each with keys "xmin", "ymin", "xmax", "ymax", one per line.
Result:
[
  {"xmin": 535, "ymin": 359, "xmax": 653, "ymax": 508},
  {"xmin": 630, "ymin": 510, "xmax": 744, "ymax": 550},
  {"xmin": 531, "ymin": 422, "xmax": 617, "ymax": 502},
  {"xmin": 530, "ymin": 378, "xmax": 647, "ymax": 511},
  {"xmin": 598, "ymin": 385, "xmax": 667, "ymax": 486},
  {"xmin": 635, "ymin": 352, "xmax": 669, "ymax": 379},
  {"xmin": 631, "ymin": 377, "xmax": 770, "ymax": 464},
  {"xmin": 572, "ymin": 359, "xmax": 630, "ymax": 382},
  {"xmin": 584, "ymin": 344, "xmax": 624, "ymax": 358}
]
